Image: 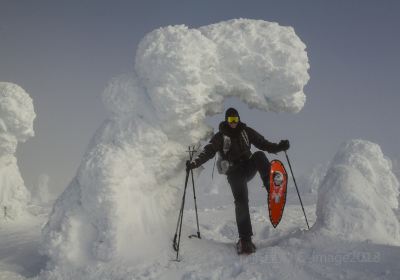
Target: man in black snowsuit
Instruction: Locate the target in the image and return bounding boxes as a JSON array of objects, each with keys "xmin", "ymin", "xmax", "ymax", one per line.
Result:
[{"xmin": 186, "ymin": 108, "xmax": 289, "ymax": 254}]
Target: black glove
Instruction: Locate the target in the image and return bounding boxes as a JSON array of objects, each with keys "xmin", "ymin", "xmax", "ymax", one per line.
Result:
[
  {"xmin": 186, "ymin": 160, "xmax": 198, "ymax": 171},
  {"xmin": 278, "ymin": 139, "xmax": 290, "ymax": 151}
]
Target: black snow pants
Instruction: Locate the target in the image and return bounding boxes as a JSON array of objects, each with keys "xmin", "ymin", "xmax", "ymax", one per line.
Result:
[{"xmin": 227, "ymin": 151, "xmax": 270, "ymax": 240}]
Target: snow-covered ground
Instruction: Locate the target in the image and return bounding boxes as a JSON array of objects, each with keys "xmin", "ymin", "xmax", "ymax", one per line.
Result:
[
  {"xmin": 0, "ymin": 208, "xmax": 48, "ymax": 280},
  {"xmin": 1, "ymin": 198, "xmax": 399, "ymax": 279}
]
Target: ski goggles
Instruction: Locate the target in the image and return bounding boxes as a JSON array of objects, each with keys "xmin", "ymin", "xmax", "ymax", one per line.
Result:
[{"xmin": 227, "ymin": 116, "xmax": 239, "ymax": 123}]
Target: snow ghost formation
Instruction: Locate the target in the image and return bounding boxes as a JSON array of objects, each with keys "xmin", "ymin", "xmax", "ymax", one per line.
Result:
[
  {"xmin": 32, "ymin": 173, "xmax": 51, "ymax": 205},
  {"xmin": 314, "ymin": 139, "xmax": 400, "ymax": 245},
  {"xmin": 0, "ymin": 82, "xmax": 36, "ymax": 220},
  {"xmin": 43, "ymin": 19, "xmax": 310, "ymax": 267}
]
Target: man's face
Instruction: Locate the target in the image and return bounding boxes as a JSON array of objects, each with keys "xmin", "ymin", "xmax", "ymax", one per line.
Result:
[
  {"xmin": 228, "ymin": 122, "xmax": 238, "ymax": 129},
  {"xmin": 227, "ymin": 116, "xmax": 239, "ymax": 129}
]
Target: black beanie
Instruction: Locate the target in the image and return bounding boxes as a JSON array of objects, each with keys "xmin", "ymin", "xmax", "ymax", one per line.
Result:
[{"xmin": 225, "ymin": 107, "xmax": 240, "ymax": 121}]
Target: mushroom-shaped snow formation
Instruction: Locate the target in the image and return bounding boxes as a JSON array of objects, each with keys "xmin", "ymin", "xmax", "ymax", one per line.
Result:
[
  {"xmin": 314, "ymin": 139, "xmax": 400, "ymax": 245},
  {"xmin": 43, "ymin": 19, "xmax": 310, "ymax": 269},
  {"xmin": 0, "ymin": 82, "xmax": 36, "ymax": 220}
]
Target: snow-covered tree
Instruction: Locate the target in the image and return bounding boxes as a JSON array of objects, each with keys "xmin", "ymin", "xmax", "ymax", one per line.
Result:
[
  {"xmin": 0, "ymin": 82, "xmax": 36, "ymax": 220},
  {"xmin": 42, "ymin": 19, "xmax": 310, "ymax": 273},
  {"xmin": 31, "ymin": 173, "xmax": 51, "ymax": 206},
  {"xmin": 314, "ymin": 139, "xmax": 400, "ymax": 245}
]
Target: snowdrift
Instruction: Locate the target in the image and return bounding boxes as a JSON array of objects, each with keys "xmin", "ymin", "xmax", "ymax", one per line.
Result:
[
  {"xmin": 314, "ymin": 139, "xmax": 400, "ymax": 245},
  {"xmin": 0, "ymin": 82, "xmax": 36, "ymax": 220},
  {"xmin": 42, "ymin": 19, "xmax": 310, "ymax": 271}
]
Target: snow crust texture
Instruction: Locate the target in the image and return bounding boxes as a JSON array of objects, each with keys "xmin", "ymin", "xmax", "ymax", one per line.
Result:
[
  {"xmin": 314, "ymin": 139, "xmax": 400, "ymax": 245},
  {"xmin": 0, "ymin": 82, "xmax": 35, "ymax": 220},
  {"xmin": 42, "ymin": 19, "xmax": 310, "ymax": 271}
]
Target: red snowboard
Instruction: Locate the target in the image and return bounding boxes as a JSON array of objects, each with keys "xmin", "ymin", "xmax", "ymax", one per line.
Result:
[{"xmin": 268, "ymin": 160, "xmax": 288, "ymax": 228}]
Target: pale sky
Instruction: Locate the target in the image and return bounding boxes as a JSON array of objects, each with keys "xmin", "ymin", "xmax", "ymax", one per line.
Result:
[{"xmin": 1, "ymin": 0, "xmax": 399, "ymax": 194}]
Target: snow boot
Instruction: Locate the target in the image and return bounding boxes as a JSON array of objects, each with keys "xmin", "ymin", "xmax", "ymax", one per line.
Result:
[{"xmin": 236, "ymin": 238, "xmax": 256, "ymax": 255}]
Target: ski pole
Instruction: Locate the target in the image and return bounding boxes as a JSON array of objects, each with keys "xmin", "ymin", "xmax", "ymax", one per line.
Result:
[
  {"xmin": 284, "ymin": 151, "xmax": 310, "ymax": 230},
  {"xmin": 211, "ymin": 154, "xmax": 217, "ymax": 181},
  {"xmin": 188, "ymin": 146, "xmax": 201, "ymax": 239},
  {"xmin": 173, "ymin": 168, "xmax": 190, "ymax": 261},
  {"xmin": 173, "ymin": 146, "xmax": 195, "ymax": 252},
  {"xmin": 172, "ymin": 146, "xmax": 202, "ymax": 260},
  {"xmin": 172, "ymin": 181, "xmax": 185, "ymax": 251}
]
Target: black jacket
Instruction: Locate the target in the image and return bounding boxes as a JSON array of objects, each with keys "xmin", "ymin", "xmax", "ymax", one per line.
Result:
[{"xmin": 193, "ymin": 121, "xmax": 283, "ymax": 167}]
